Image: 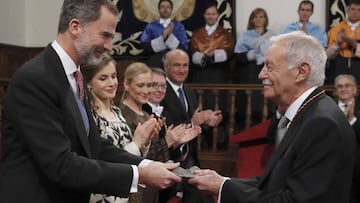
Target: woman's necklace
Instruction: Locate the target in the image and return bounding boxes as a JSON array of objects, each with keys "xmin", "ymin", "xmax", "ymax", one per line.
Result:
[{"xmin": 288, "ymin": 90, "xmax": 325, "ymax": 127}]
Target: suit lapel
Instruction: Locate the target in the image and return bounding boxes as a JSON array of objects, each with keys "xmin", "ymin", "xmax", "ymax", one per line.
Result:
[
  {"xmin": 46, "ymin": 45, "xmax": 92, "ymax": 157},
  {"xmin": 166, "ymin": 81, "xmax": 189, "ymax": 118},
  {"xmin": 183, "ymin": 86, "xmax": 196, "ymax": 115},
  {"xmin": 259, "ymin": 88, "xmax": 325, "ymax": 186},
  {"xmin": 64, "ymin": 92, "xmax": 92, "ymax": 157}
]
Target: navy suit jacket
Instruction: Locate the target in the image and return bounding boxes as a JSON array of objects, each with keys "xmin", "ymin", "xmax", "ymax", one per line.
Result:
[
  {"xmin": 0, "ymin": 45, "xmax": 143, "ymax": 203},
  {"xmin": 221, "ymin": 89, "xmax": 356, "ymax": 203}
]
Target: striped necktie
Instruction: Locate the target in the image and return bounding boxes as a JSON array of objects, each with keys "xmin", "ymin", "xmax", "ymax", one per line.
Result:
[
  {"xmin": 275, "ymin": 116, "xmax": 290, "ymax": 147},
  {"xmin": 178, "ymin": 87, "xmax": 186, "ymax": 110}
]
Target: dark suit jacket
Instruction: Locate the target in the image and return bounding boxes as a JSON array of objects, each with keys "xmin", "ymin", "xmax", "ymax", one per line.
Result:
[
  {"xmin": 339, "ymin": 99, "xmax": 360, "ymax": 203},
  {"xmin": 160, "ymin": 82, "xmax": 200, "ymax": 168},
  {"xmin": 221, "ymin": 89, "xmax": 356, "ymax": 203},
  {"xmin": 142, "ymin": 103, "xmax": 187, "ymax": 162},
  {"xmin": 0, "ymin": 45, "xmax": 143, "ymax": 203}
]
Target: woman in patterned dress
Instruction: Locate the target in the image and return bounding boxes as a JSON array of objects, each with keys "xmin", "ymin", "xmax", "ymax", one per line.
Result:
[{"xmin": 81, "ymin": 54, "xmax": 158, "ymax": 203}]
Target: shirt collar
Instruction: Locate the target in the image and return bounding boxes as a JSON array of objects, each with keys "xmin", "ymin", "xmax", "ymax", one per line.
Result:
[
  {"xmin": 205, "ymin": 23, "xmax": 218, "ymax": 35},
  {"xmin": 160, "ymin": 18, "xmax": 171, "ymax": 28},
  {"xmin": 347, "ymin": 20, "xmax": 360, "ymax": 31},
  {"xmin": 166, "ymin": 77, "xmax": 183, "ymax": 93},
  {"xmin": 51, "ymin": 40, "xmax": 78, "ymax": 76},
  {"xmin": 147, "ymin": 102, "xmax": 159, "ymax": 109},
  {"xmin": 147, "ymin": 102, "xmax": 163, "ymax": 117},
  {"xmin": 284, "ymin": 86, "xmax": 317, "ymax": 122},
  {"xmin": 338, "ymin": 100, "xmax": 347, "ymax": 111}
]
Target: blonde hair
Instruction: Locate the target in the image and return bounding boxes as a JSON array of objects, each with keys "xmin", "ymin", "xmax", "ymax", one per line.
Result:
[{"xmin": 121, "ymin": 62, "xmax": 152, "ymax": 101}]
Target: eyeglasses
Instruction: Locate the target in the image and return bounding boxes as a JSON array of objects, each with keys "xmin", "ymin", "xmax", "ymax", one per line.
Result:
[
  {"xmin": 152, "ymin": 82, "xmax": 167, "ymax": 90},
  {"xmin": 335, "ymin": 83, "xmax": 355, "ymax": 89}
]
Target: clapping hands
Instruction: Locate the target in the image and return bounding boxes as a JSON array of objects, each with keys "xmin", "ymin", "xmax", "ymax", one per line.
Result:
[
  {"xmin": 165, "ymin": 124, "xmax": 201, "ymax": 148},
  {"xmin": 133, "ymin": 115, "xmax": 161, "ymax": 148},
  {"xmin": 192, "ymin": 107, "xmax": 223, "ymax": 127}
]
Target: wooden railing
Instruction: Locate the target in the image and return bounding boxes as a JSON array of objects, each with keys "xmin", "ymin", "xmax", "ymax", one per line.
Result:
[
  {"xmin": 0, "ymin": 80, "xmax": 337, "ymax": 148},
  {"xmin": 0, "ymin": 79, "xmax": 337, "ymax": 176}
]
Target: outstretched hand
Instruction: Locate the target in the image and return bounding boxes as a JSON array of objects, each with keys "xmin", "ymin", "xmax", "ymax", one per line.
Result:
[
  {"xmin": 138, "ymin": 161, "xmax": 181, "ymax": 189},
  {"xmin": 188, "ymin": 169, "xmax": 225, "ymax": 195}
]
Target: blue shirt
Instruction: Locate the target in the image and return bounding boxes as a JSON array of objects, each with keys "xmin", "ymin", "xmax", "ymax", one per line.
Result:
[
  {"xmin": 282, "ymin": 22, "xmax": 327, "ymax": 47},
  {"xmin": 141, "ymin": 19, "xmax": 188, "ymax": 51}
]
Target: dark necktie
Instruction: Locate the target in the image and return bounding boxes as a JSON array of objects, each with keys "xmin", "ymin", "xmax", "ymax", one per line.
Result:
[
  {"xmin": 275, "ymin": 116, "xmax": 290, "ymax": 147},
  {"xmin": 178, "ymin": 87, "xmax": 186, "ymax": 110},
  {"xmin": 74, "ymin": 70, "xmax": 85, "ymax": 102}
]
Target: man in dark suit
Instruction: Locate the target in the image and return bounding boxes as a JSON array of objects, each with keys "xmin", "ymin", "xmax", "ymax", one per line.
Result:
[
  {"xmin": 143, "ymin": 67, "xmax": 202, "ymax": 203},
  {"xmin": 334, "ymin": 74, "xmax": 360, "ymax": 203},
  {"xmin": 0, "ymin": 1, "xmax": 181, "ymax": 203},
  {"xmin": 143, "ymin": 67, "xmax": 201, "ymax": 163},
  {"xmin": 189, "ymin": 31, "xmax": 356, "ymax": 203},
  {"xmin": 160, "ymin": 49, "xmax": 222, "ymax": 203}
]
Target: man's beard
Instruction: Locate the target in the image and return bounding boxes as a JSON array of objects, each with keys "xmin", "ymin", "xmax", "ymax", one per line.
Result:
[{"xmin": 75, "ymin": 36, "xmax": 102, "ymax": 66}]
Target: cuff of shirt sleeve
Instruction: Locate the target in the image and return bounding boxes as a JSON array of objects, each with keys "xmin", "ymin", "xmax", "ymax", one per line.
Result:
[
  {"xmin": 355, "ymin": 43, "xmax": 360, "ymax": 58},
  {"xmin": 192, "ymin": 52, "xmax": 205, "ymax": 65},
  {"xmin": 218, "ymin": 177, "xmax": 231, "ymax": 203},
  {"xmin": 133, "ymin": 159, "xmax": 153, "ymax": 191},
  {"xmin": 124, "ymin": 142, "xmax": 141, "ymax": 156},
  {"xmin": 141, "ymin": 141, "xmax": 151, "ymax": 157},
  {"xmin": 130, "ymin": 165, "xmax": 139, "ymax": 193},
  {"xmin": 151, "ymin": 36, "xmax": 167, "ymax": 52},
  {"xmin": 165, "ymin": 33, "xmax": 180, "ymax": 50},
  {"xmin": 214, "ymin": 49, "xmax": 227, "ymax": 63},
  {"xmin": 179, "ymin": 143, "xmax": 189, "ymax": 161},
  {"xmin": 246, "ymin": 50, "xmax": 256, "ymax": 61},
  {"xmin": 349, "ymin": 117, "xmax": 357, "ymax": 125}
]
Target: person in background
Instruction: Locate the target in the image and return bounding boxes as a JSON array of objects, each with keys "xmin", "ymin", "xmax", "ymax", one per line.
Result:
[
  {"xmin": 119, "ymin": 62, "xmax": 201, "ymax": 203},
  {"xmin": 333, "ymin": 74, "xmax": 360, "ymax": 203},
  {"xmin": 0, "ymin": 0, "xmax": 181, "ymax": 202},
  {"xmin": 189, "ymin": 31, "xmax": 356, "ymax": 203},
  {"xmin": 282, "ymin": 0, "xmax": 327, "ymax": 47},
  {"xmin": 234, "ymin": 7, "xmax": 275, "ymax": 83},
  {"xmin": 141, "ymin": 0, "xmax": 188, "ymax": 67},
  {"xmin": 234, "ymin": 7, "xmax": 276, "ymax": 126},
  {"xmin": 119, "ymin": 62, "xmax": 156, "ymax": 154},
  {"xmin": 119, "ymin": 62, "xmax": 160, "ymax": 203},
  {"xmin": 81, "ymin": 54, "xmax": 160, "ymax": 203},
  {"xmin": 189, "ymin": 3, "xmax": 234, "ymax": 148},
  {"xmin": 189, "ymin": 3, "xmax": 234, "ymax": 83},
  {"xmin": 143, "ymin": 67, "xmax": 202, "ymax": 203},
  {"xmin": 326, "ymin": 0, "xmax": 360, "ymax": 84},
  {"xmin": 142, "ymin": 67, "xmax": 201, "ymax": 163},
  {"xmin": 161, "ymin": 49, "xmax": 223, "ymax": 203}
]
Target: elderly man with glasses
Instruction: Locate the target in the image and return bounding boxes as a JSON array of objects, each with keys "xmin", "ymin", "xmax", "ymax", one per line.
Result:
[{"xmin": 334, "ymin": 74, "xmax": 360, "ymax": 203}]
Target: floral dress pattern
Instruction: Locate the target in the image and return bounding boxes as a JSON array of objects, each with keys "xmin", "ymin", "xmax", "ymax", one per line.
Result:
[{"xmin": 89, "ymin": 106, "xmax": 133, "ymax": 203}]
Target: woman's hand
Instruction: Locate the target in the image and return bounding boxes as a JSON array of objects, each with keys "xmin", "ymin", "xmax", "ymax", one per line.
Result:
[{"xmin": 133, "ymin": 117, "xmax": 157, "ymax": 148}]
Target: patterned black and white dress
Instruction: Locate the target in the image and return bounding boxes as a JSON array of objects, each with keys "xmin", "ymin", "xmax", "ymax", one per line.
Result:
[{"xmin": 89, "ymin": 105, "xmax": 139, "ymax": 203}]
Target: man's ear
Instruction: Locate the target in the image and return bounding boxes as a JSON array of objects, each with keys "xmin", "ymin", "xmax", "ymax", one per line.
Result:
[
  {"xmin": 295, "ymin": 63, "xmax": 310, "ymax": 82},
  {"xmin": 68, "ymin": 19, "xmax": 82, "ymax": 36}
]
